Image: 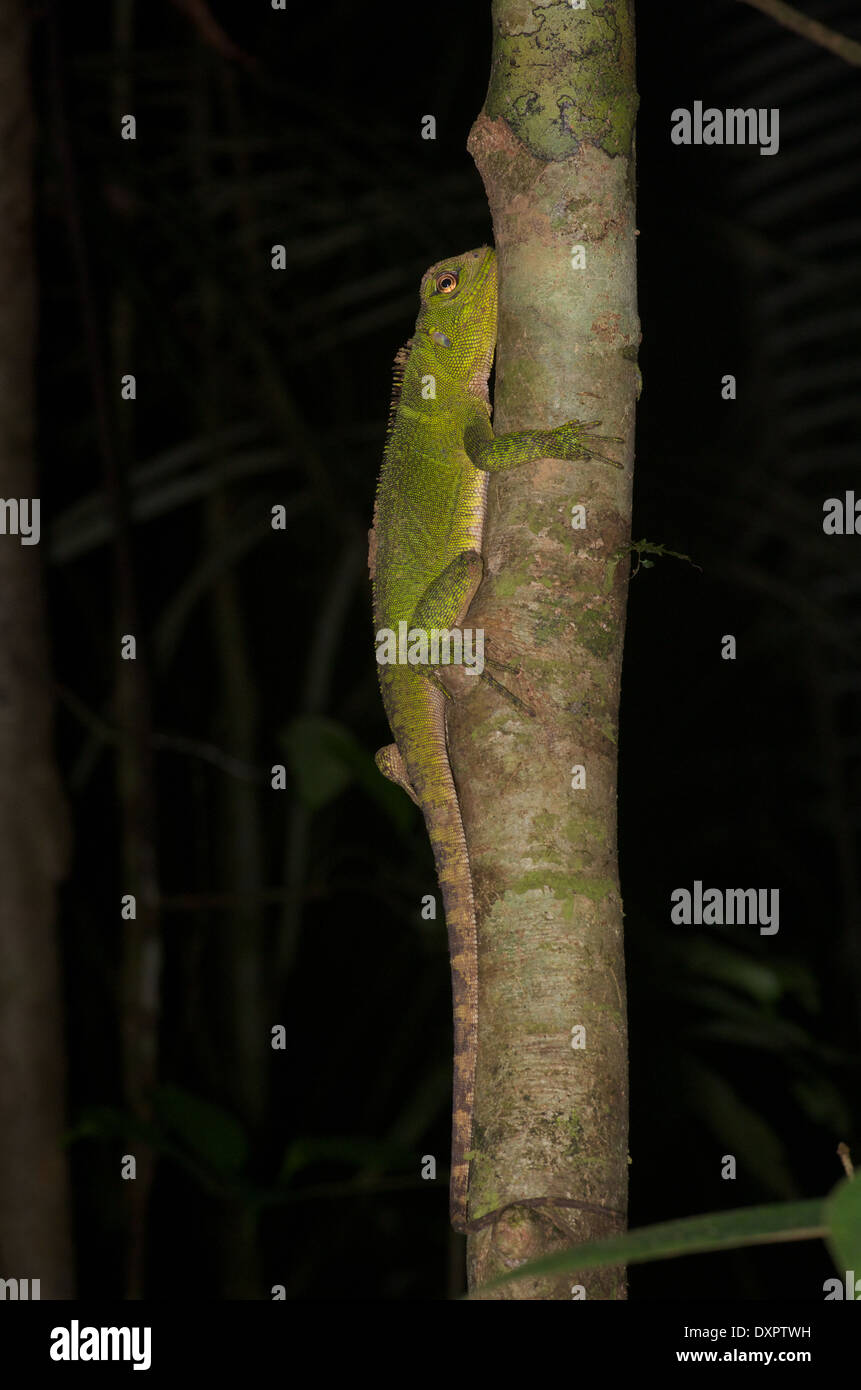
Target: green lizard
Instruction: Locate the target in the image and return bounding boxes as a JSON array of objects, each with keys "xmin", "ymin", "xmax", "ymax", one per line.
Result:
[{"xmin": 369, "ymin": 245, "xmax": 619, "ymax": 1234}]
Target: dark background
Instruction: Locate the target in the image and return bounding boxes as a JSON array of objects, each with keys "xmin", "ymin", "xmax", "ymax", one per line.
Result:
[{"xmin": 33, "ymin": 0, "xmax": 861, "ymax": 1298}]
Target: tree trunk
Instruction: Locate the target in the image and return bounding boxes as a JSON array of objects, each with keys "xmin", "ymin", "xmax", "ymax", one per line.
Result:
[
  {"xmin": 453, "ymin": 0, "xmax": 638, "ymax": 1299},
  {"xmin": 0, "ymin": 0, "xmax": 74, "ymax": 1299}
]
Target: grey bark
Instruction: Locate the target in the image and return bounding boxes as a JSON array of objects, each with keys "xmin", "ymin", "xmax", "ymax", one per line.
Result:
[{"xmin": 452, "ymin": 0, "xmax": 638, "ymax": 1299}]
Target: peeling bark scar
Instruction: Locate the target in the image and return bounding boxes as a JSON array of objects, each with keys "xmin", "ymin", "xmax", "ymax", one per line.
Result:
[
  {"xmin": 554, "ymin": 95, "xmax": 584, "ymax": 149},
  {"xmin": 513, "ymin": 90, "xmax": 543, "ymax": 120}
]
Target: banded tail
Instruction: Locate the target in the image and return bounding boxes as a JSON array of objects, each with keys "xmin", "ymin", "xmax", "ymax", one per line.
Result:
[
  {"xmin": 404, "ymin": 730, "xmax": 477, "ymax": 1234},
  {"xmin": 376, "ymin": 676, "xmax": 478, "ymax": 1232},
  {"xmin": 418, "ymin": 757, "xmax": 478, "ymax": 1234}
]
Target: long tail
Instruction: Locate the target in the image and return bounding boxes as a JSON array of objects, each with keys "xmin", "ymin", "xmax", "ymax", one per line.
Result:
[
  {"xmin": 401, "ymin": 703, "xmax": 629, "ymax": 1238},
  {"xmin": 425, "ymin": 761, "xmax": 477, "ymax": 1234},
  {"xmin": 402, "ymin": 695, "xmax": 477, "ymax": 1233}
]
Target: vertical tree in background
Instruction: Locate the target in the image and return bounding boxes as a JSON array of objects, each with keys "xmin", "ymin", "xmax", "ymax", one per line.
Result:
[
  {"xmin": 454, "ymin": 0, "xmax": 638, "ymax": 1297},
  {"xmin": 0, "ymin": 0, "xmax": 74, "ymax": 1299}
]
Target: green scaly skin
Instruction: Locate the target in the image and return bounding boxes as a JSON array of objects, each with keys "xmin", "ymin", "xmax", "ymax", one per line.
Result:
[{"xmin": 369, "ymin": 246, "xmax": 616, "ymax": 1234}]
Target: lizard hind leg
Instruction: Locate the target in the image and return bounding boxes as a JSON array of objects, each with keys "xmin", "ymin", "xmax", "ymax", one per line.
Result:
[
  {"xmin": 408, "ymin": 549, "xmax": 485, "ymax": 705},
  {"xmin": 375, "ymin": 743, "xmax": 421, "ymax": 807}
]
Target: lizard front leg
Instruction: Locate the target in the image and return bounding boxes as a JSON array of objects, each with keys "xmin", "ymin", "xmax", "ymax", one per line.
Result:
[{"xmin": 464, "ymin": 414, "xmax": 621, "ymax": 472}]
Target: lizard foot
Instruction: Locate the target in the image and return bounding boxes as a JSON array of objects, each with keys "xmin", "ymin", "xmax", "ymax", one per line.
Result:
[{"xmin": 375, "ymin": 743, "xmax": 420, "ymax": 806}]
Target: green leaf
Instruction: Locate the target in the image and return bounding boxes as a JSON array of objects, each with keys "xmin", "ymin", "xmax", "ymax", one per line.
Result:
[
  {"xmin": 690, "ymin": 1015, "xmax": 816, "ymax": 1054},
  {"xmin": 280, "ymin": 715, "xmax": 414, "ymax": 830},
  {"xmin": 684, "ymin": 937, "xmax": 782, "ymax": 1004},
  {"xmin": 773, "ymin": 960, "xmax": 820, "ymax": 1014},
  {"xmin": 792, "ymin": 1077, "xmax": 850, "ymax": 1133},
  {"xmin": 154, "ymin": 1085, "xmax": 248, "ymax": 1176},
  {"xmin": 826, "ymin": 1178, "xmax": 861, "ymax": 1274},
  {"xmin": 682, "ymin": 1060, "xmax": 797, "ymax": 1199},
  {"xmin": 620, "ymin": 537, "xmax": 701, "ymax": 576},
  {"xmin": 477, "ymin": 1199, "xmax": 827, "ymax": 1291},
  {"xmin": 279, "ymin": 1134, "xmax": 409, "ymax": 1184},
  {"xmin": 63, "ymin": 1105, "xmax": 147, "ymax": 1146},
  {"xmin": 281, "ymin": 716, "xmax": 354, "ymax": 809}
]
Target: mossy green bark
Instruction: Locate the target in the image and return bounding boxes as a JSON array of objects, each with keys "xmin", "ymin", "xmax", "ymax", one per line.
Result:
[
  {"xmin": 452, "ymin": 0, "xmax": 637, "ymax": 1300},
  {"xmin": 485, "ymin": 0, "xmax": 637, "ymax": 162}
]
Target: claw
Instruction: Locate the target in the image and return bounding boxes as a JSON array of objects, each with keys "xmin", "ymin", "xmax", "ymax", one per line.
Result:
[{"xmin": 479, "ymin": 669, "xmax": 535, "ymax": 718}]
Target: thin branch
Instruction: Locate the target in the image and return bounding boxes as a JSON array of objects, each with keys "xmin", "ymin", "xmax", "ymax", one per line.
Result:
[
  {"xmin": 169, "ymin": 0, "xmax": 257, "ymax": 71},
  {"xmin": 48, "ymin": 0, "xmax": 162, "ymax": 1298},
  {"xmin": 57, "ymin": 685, "xmax": 267, "ymax": 782},
  {"xmin": 837, "ymin": 1142, "xmax": 854, "ymax": 1180},
  {"xmin": 152, "ymin": 733, "xmax": 266, "ymax": 782},
  {"xmin": 738, "ymin": 0, "xmax": 861, "ymax": 66},
  {"xmin": 160, "ymin": 890, "xmax": 293, "ymax": 911}
]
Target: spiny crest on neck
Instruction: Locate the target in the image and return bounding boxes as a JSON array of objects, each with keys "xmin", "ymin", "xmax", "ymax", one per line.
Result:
[{"xmin": 384, "ymin": 338, "xmax": 414, "ymax": 443}]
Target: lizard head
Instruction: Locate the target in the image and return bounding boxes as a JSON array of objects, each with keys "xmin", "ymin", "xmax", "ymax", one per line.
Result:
[{"xmin": 416, "ymin": 246, "xmax": 497, "ymax": 388}]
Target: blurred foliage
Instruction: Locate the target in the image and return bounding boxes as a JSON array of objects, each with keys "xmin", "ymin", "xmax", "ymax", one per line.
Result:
[{"xmin": 281, "ymin": 714, "xmax": 414, "ymax": 829}]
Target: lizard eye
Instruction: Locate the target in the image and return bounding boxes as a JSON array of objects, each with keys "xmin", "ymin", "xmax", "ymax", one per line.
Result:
[{"xmin": 435, "ymin": 271, "xmax": 458, "ymax": 294}]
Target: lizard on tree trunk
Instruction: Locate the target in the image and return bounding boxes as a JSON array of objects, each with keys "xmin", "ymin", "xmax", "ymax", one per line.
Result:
[{"xmin": 369, "ymin": 245, "xmax": 621, "ymax": 1233}]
